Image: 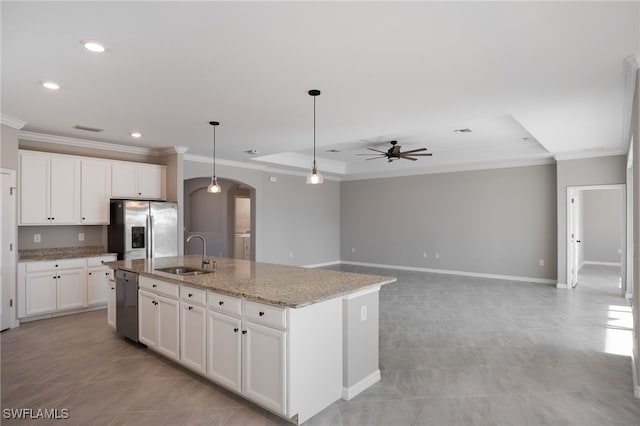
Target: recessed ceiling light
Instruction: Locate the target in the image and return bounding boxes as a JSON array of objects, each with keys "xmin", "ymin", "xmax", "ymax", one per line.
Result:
[
  {"xmin": 453, "ymin": 128, "xmax": 472, "ymax": 133},
  {"xmin": 326, "ymin": 149, "xmax": 340, "ymax": 153},
  {"xmin": 40, "ymin": 81, "xmax": 60, "ymax": 90},
  {"xmin": 130, "ymin": 132, "xmax": 142, "ymax": 138},
  {"xmin": 83, "ymin": 41, "xmax": 105, "ymax": 53}
]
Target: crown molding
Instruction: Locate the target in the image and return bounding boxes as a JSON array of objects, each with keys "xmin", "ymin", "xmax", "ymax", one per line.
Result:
[
  {"xmin": 1, "ymin": 114, "xmax": 27, "ymax": 130},
  {"xmin": 18, "ymin": 131, "xmax": 159, "ymax": 156},
  {"xmin": 553, "ymin": 149, "xmax": 626, "ymax": 161},
  {"xmin": 158, "ymin": 146, "xmax": 189, "ymax": 155}
]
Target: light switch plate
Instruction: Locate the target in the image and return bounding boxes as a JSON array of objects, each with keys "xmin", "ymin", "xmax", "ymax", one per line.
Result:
[{"xmin": 33, "ymin": 234, "xmax": 41, "ymax": 243}]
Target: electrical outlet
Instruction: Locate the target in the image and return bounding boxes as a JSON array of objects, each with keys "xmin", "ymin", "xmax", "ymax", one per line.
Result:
[
  {"xmin": 539, "ymin": 259, "xmax": 544, "ymax": 266},
  {"xmin": 289, "ymin": 252, "xmax": 294, "ymax": 258},
  {"xmin": 360, "ymin": 305, "xmax": 367, "ymax": 321},
  {"xmin": 78, "ymin": 232, "xmax": 85, "ymax": 241},
  {"xmin": 33, "ymin": 234, "xmax": 41, "ymax": 243},
  {"xmin": 351, "ymin": 248, "xmax": 355, "ymax": 253},
  {"xmin": 435, "ymin": 253, "xmax": 440, "ymax": 259},
  {"xmin": 423, "ymin": 252, "xmax": 427, "ymax": 258},
  {"xmin": 618, "ymin": 248, "xmax": 622, "ymax": 254},
  {"xmin": 269, "ymin": 176, "xmax": 277, "ymax": 183}
]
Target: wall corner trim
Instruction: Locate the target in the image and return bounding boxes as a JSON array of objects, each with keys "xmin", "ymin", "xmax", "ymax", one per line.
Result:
[
  {"xmin": 556, "ymin": 283, "xmax": 569, "ymax": 289},
  {"xmin": 632, "ymin": 353, "xmax": 640, "ymax": 398},
  {"xmin": 1, "ymin": 113, "xmax": 27, "ymax": 129},
  {"xmin": 159, "ymin": 146, "xmax": 189, "ymax": 155},
  {"xmin": 342, "ymin": 369, "xmax": 380, "ymax": 401}
]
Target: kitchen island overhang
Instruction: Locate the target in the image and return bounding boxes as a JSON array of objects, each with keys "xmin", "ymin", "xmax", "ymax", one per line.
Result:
[{"xmin": 105, "ymin": 255, "xmax": 396, "ymax": 424}]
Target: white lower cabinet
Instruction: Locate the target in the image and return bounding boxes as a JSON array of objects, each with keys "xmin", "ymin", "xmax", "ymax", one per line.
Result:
[
  {"xmin": 206, "ymin": 310, "xmax": 242, "ymax": 392},
  {"xmin": 180, "ymin": 302, "xmax": 206, "ymax": 374},
  {"xmin": 138, "ymin": 279, "xmax": 179, "ymax": 362},
  {"xmin": 242, "ymin": 320, "xmax": 287, "ymax": 414},
  {"xmin": 107, "ymin": 279, "xmax": 116, "ymax": 328},
  {"xmin": 25, "ymin": 272, "xmax": 57, "ymax": 316},
  {"xmin": 23, "ymin": 263, "xmax": 86, "ymax": 316},
  {"xmin": 56, "ymin": 269, "xmax": 86, "ymax": 310},
  {"xmin": 87, "ymin": 268, "xmax": 111, "ymax": 306}
]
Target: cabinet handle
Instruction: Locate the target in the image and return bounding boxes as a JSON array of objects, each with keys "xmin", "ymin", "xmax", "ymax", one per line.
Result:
[
  {"xmin": 53, "ymin": 276, "xmax": 56, "ymax": 279},
  {"xmin": 233, "ymin": 328, "xmax": 239, "ymax": 333},
  {"xmin": 188, "ymin": 306, "xmax": 193, "ymax": 310},
  {"xmin": 218, "ymin": 301, "xmax": 224, "ymax": 306},
  {"xmin": 138, "ymin": 192, "xmax": 142, "ymax": 196},
  {"xmin": 188, "ymin": 293, "xmax": 193, "ymax": 297},
  {"xmin": 152, "ymin": 284, "xmax": 157, "ymax": 288},
  {"xmin": 55, "ymin": 264, "xmax": 59, "ymax": 267},
  {"xmin": 242, "ymin": 330, "xmax": 247, "ymax": 335},
  {"xmin": 82, "ymin": 217, "xmax": 85, "ymax": 220},
  {"xmin": 89, "ymin": 272, "xmax": 92, "ymax": 275},
  {"xmin": 259, "ymin": 311, "xmax": 264, "ymax": 316},
  {"xmin": 57, "ymin": 276, "xmax": 60, "ymax": 279},
  {"xmin": 51, "ymin": 217, "xmax": 55, "ymax": 220}
]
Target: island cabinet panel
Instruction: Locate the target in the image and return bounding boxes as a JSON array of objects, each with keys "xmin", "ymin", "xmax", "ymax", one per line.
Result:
[
  {"xmin": 138, "ymin": 290, "xmax": 158, "ymax": 347},
  {"xmin": 107, "ymin": 279, "xmax": 116, "ymax": 328},
  {"xmin": 156, "ymin": 296, "xmax": 180, "ymax": 361},
  {"xmin": 87, "ymin": 268, "xmax": 111, "ymax": 306},
  {"xmin": 242, "ymin": 320, "xmax": 287, "ymax": 415},
  {"xmin": 180, "ymin": 302, "xmax": 206, "ymax": 374},
  {"xmin": 207, "ymin": 310, "xmax": 242, "ymax": 392}
]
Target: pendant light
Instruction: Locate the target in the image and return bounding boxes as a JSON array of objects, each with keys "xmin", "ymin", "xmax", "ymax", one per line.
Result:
[
  {"xmin": 207, "ymin": 121, "xmax": 222, "ymax": 193},
  {"xmin": 306, "ymin": 89, "xmax": 323, "ymax": 185}
]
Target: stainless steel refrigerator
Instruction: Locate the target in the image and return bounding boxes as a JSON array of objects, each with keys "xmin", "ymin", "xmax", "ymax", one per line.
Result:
[{"xmin": 108, "ymin": 200, "xmax": 178, "ymax": 260}]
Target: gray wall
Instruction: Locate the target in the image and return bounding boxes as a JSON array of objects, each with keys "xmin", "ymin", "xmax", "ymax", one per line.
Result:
[
  {"xmin": 556, "ymin": 156, "xmax": 626, "ymax": 285},
  {"xmin": 183, "ymin": 160, "xmax": 341, "ymax": 266},
  {"xmin": 18, "ymin": 225, "xmax": 103, "ymax": 250},
  {"xmin": 583, "ymin": 189, "xmax": 623, "ymax": 264},
  {"xmin": 341, "ymin": 164, "xmax": 557, "ymax": 280}
]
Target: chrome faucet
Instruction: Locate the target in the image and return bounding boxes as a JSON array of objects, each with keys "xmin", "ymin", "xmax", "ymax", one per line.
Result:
[{"xmin": 186, "ymin": 234, "xmax": 210, "ymax": 269}]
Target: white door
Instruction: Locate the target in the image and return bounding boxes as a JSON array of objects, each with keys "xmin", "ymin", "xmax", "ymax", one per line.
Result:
[
  {"xmin": 567, "ymin": 189, "xmax": 580, "ymax": 288},
  {"xmin": 87, "ymin": 268, "xmax": 109, "ymax": 305},
  {"xmin": 49, "ymin": 156, "xmax": 81, "ymax": 224},
  {"xmin": 242, "ymin": 321, "xmax": 287, "ymax": 415},
  {"xmin": 56, "ymin": 269, "xmax": 86, "ymax": 310},
  {"xmin": 1, "ymin": 170, "xmax": 16, "ymax": 330},
  {"xmin": 180, "ymin": 302, "xmax": 206, "ymax": 374},
  {"xmin": 25, "ymin": 272, "xmax": 57, "ymax": 316},
  {"xmin": 81, "ymin": 160, "xmax": 111, "ymax": 224},
  {"xmin": 138, "ymin": 290, "xmax": 158, "ymax": 348},
  {"xmin": 207, "ymin": 310, "xmax": 242, "ymax": 392},
  {"xmin": 157, "ymin": 295, "xmax": 180, "ymax": 361}
]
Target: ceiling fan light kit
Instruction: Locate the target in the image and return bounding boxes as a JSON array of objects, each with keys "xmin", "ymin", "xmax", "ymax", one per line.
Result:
[
  {"xmin": 207, "ymin": 121, "xmax": 222, "ymax": 194},
  {"xmin": 306, "ymin": 89, "xmax": 323, "ymax": 185}
]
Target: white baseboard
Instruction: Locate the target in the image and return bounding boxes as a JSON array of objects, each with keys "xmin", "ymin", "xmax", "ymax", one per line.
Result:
[
  {"xmin": 556, "ymin": 283, "xmax": 569, "ymax": 289},
  {"xmin": 342, "ymin": 369, "xmax": 380, "ymax": 401},
  {"xmin": 19, "ymin": 305, "xmax": 106, "ymax": 323},
  {"xmin": 341, "ymin": 261, "xmax": 557, "ymax": 285},
  {"xmin": 303, "ymin": 261, "xmax": 341, "ymax": 268},
  {"xmin": 583, "ymin": 261, "xmax": 622, "ymax": 267}
]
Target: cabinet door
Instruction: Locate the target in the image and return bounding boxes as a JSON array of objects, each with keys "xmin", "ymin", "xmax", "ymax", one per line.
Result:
[
  {"xmin": 138, "ymin": 290, "xmax": 158, "ymax": 348},
  {"xmin": 157, "ymin": 295, "xmax": 179, "ymax": 361},
  {"xmin": 25, "ymin": 272, "xmax": 56, "ymax": 316},
  {"xmin": 81, "ymin": 160, "xmax": 111, "ymax": 224},
  {"xmin": 242, "ymin": 321, "xmax": 287, "ymax": 415},
  {"xmin": 107, "ymin": 281, "xmax": 116, "ymax": 328},
  {"xmin": 87, "ymin": 268, "xmax": 109, "ymax": 305},
  {"xmin": 111, "ymin": 163, "xmax": 138, "ymax": 198},
  {"xmin": 56, "ymin": 269, "xmax": 86, "ymax": 310},
  {"xmin": 137, "ymin": 165, "xmax": 163, "ymax": 199},
  {"xmin": 19, "ymin": 153, "xmax": 50, "ymax": 225},
  {"xmin": 207, "ymin": 311, "xmax": 242, "ymax": 392},
  {"xmin": 180, "ymin": 302, "xmax": 206, "ymax": 374},
  {"xmin": 49, "ymin": 156, "xmax": 81, "ymax": 225}
]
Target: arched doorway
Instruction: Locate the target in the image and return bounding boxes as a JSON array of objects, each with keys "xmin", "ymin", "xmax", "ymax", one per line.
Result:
[{"xmin": 184, "ymin": 177, "xmax": 256, "ymax": 260}]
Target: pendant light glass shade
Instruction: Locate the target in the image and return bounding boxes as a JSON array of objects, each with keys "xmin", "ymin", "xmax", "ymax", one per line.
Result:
[
  {"xmin": 307, "ymin": 89, "xmax": 323, "ymax": 185},
  {"xmin": 208, "ymin": 121, "xmax": 221, "ymax": 194}
]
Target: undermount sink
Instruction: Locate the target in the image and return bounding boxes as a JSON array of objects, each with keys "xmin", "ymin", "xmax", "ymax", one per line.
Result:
[{"xmin": 155, "ymin": 266, "xmax": 213, "ymax": 276}]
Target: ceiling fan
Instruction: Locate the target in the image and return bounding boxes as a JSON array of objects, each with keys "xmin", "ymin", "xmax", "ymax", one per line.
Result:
[{"xmin": 357, "ymin": 140, "xmax": 433, "ymax": 162}]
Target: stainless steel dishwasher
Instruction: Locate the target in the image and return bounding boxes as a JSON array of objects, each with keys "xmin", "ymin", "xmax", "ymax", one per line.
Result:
[{"xmin": 115, "ymin": 269, "xmax": 139, "ymax": 342}]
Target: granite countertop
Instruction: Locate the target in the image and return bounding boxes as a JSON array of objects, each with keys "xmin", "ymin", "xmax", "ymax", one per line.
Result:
[
  {"xmin": 105, "ymin": 255, "xmax": 396, "ymax": 309},
  {"xmin": 19, "ymin": 246, "xmax": 117, "ymax": 262}
]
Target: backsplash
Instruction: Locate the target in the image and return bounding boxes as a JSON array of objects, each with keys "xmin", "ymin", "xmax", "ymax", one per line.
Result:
[
  {"xmin": 18, "ymin": 225, "xmax": 106, "ymax": 250},
  {"xmin": 18, "ymin": 245, "xmax": 108, "ymax": 261}
]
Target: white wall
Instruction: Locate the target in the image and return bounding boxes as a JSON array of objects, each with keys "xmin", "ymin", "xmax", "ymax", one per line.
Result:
[{"xmin": 341, "ymin": 164, "xmax": 557, "ymax": 280}]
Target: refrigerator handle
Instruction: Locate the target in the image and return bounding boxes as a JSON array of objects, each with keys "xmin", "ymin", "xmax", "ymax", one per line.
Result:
[
  {"xmin": 145, "ymin": 215, "xmax": 150, "ymax": 258},
  {"xmin": 149, "ymin": 215, "xmax": 154, "ymax": 258}
]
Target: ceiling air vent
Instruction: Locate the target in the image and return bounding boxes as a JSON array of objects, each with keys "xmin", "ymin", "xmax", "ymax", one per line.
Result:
[{"xmin": 73, "ymin": 124, "xmax": 104, "ymax": 133}]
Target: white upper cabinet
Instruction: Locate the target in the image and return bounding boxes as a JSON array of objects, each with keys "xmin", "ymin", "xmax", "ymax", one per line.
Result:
[
  {"xmin": 81, "ymin": 159, "xmax": 111, "ymax": 224},
  {"xmin": 111, "ymin": 162, "xmax": 165, "ymax": 200},
  {"xmin": 19, "ymin": 151, "xmax": 80, "ymax": 225}
]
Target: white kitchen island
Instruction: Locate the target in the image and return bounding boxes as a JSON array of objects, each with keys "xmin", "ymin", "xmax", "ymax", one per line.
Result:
[{"xmin": 106, "ymin": 255, "xmax": 395, "ymax": 425}]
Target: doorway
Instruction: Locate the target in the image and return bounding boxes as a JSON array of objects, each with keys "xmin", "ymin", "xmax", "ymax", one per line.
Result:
[
  {"xmin": 566, "ymin": 184, "xmax": 626, "ymax": 296},
  {"xmin": 234, "ymin": 190, "xmax": 251, "ymax": 260},
  {"xmin": 1, "ymin": 169, "xmax": 17, "ymax": 330}
]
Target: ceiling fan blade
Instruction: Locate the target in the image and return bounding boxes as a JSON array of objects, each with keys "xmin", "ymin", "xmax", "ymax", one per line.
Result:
[
  {"xmin": 401, "ymin": 148, "xmax": 428, "ymax": 154},
  {"xmin": 400, "ymin": 156, "xmax": 418, "ymax": 161},
  {"xmin": 365, "ymin": 156, "xmax": 386, "ymax": 161},
  {"xmin": 406, "ymin": 153, "xmax": 433, "ymax": 156},
  {"xmin": 366, "ymin": 148, "xmax": 387, "ymax": 154}
]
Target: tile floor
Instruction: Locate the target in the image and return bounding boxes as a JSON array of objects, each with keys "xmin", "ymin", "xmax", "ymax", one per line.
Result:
[{"xmin": 2, "ymin": 264, "xmax": 639, "ymax": 425}]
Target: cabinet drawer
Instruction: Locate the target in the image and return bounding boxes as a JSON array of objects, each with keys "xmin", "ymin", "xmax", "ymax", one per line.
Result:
[
  {"xmin": 139, "ymin": 276, "xmax": 179, "ymax": 299},
  {"xmin": 181, "ymin": 285, "xmax": 206, "ymax": 306},
  {"xmin": 25, "ymin": 258, "xmax": 86, "ymax": 272},
  {"xmin": 244, "ymin": 300, "xmax": 287, "ymax": 329},
  {"xmin": 207, "ymin": 291, "xmax": 242, "ymax": 317},
  {"xmin": 87, "ymin": 255, "xmax": 116, "ymax": 267}
]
